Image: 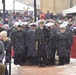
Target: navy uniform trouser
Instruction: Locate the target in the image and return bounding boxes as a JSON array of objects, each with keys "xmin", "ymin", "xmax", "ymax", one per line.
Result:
[
  {"xmin": 59, "ymin": 56, "xmax": 70, "ymax": 65},
  {"xmin": 14, "ymin": 53, "xmax": 26, "ymax": 65},
  {"xmin": 38, "ymin": 56, "xmax": 47, "ymax": 66}
]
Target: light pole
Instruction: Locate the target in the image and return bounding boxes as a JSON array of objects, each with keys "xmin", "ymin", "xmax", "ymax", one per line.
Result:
[
  {"xmin": 13, "ymin": 0, "xmax": 15, "ymax": 12},
  {"xmin": 34, "ymin": 0, "xmax": 36, "ymax": 22},
  {"xmin": 2, "ymin": 0, "xmax": 5, "ymax": 24},
  {"xmin": 37, "ymin": 5, "xmax": 39, "ymax": 9}
]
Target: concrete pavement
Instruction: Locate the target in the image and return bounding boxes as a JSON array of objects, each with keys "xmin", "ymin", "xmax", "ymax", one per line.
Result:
[{"xmin": 11, "ymin": 58, "xmax": 76, "ymax": 75}]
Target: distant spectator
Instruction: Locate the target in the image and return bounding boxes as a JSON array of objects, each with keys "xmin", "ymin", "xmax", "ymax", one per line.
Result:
[
  {"xmin": 50, "ymin": 13, "xmax": 54, "ymax": 19},
  {"xmin": 39, "ymin": 12, "xmax": 46, "ymax": 20},
  {"xmin": 45, "ymin": 10, "xmax": 51, "ymax": 20}
]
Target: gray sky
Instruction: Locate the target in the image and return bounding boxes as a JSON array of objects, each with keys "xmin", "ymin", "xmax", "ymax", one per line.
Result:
[{"xmin": 16, "ymin": 0, "xmax": 40, "ymax": 8}]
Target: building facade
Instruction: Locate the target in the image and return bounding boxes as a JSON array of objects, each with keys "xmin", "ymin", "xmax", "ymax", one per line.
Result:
[{"xmin": 40, "ymin": 0, "xmax": 76, "ymax": 14}]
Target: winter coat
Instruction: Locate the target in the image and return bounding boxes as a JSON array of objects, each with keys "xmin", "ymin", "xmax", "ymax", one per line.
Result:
[
  {"xmin": 11, "ymin": 28, "xmax": 27, "ymax": 54},
  {"xmin": 66, "ymin": 28, "xmax": 73, "ymax": 47},
  {"xmin": 3, "ymin": 38, "xmax": 12, "ymax": 63},
  {"xmin": 26, "ymin": 29, "xmax": 37, "ymax": 57},
  {"xmin": 0, "ymin": 41, "xmax": 5, "ymax": 62},
  {"xmin": 47, "ymin": 28, "xmax": 57, "ymax": 58},
  {"xmin": 56, "ymin": 30, "xmax": 73, "ymax": 57},
  {"xmin": 45, "ymin": 13, "xmax": 51, "ymax": 19},
  {"xmin": 35, "ymin": 27, "xmax": 49, "ymax": 57}
]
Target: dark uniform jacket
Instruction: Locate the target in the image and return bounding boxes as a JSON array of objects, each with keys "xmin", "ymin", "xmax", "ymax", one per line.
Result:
[
  {"xmin": 4, "ymin": 39, "xmax": 12, "ymax": 63},
  {"xmin": 26, "ymin": 29, "xmax": 37, "ymax": 57},
  {"xmin": 35, "ymin": 26, "xmax": 49, "ymax": 57},
  {"xmin": 56, "ymin": 30, "xmax": 73, "ymax": 57},
  {"xmin": 47, "ymin": 28, "xmax": 57, "ymax": 58},
  {"xmin": 11, "ymin": 28, "xmax": 27, "ymax": 54}
]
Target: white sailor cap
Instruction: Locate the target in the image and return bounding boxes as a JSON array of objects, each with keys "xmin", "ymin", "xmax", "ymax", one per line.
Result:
[
  {"xmin": 46, "ymin": 23, "xmax": 55, "ymax": 27},
  {"xmin": 29, "ymin": 23, "xmax": 33, "ymax": 26},
  {"xmin": 14, "ymin": 22, "xmax": 23, "ymax": 27},
  {"xmin": 4, "ymin": 24, "xmax": 9, "ymax": 27},
  {"xmin": 38, "ymin": 20, "xmax": 45, "ymax": 24},
  {"xmin": 62, "ymin": 21, "xmax": 69, "ymax": 26},
  {"xmin": 23, "ymin": 22, "xmax": 29, "ymax": 25},
  {"xmin": 58, "ymin": 20, "xmax": 62, "ymax": 24},
  {"xmin": 60, "ymin": 24, "xmax": 66, "ymax": 28},
  {"xmin": 29, "ymin": 23, "xmax": 37, "ymax": 26},
  {"xmin": 14, "ymin": 22, "xmax": 20, "ymax": 26}
]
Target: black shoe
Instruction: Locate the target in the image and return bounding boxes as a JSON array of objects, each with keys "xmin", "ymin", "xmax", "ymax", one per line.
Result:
[
  {"xmin": 50, "ymin": 63, "xmax": 55, "ymax": 66},
  {"xmin": 28, "ymin": 63, "xmax": 33, "ymax": 66},
  {"xmin": 41, "ymin": 64, "xmax": 46, "ymax": 67},
  {"xmin": 38, "ymin": 64, "xmax": 42, "ymax": 67},
  {"xmin": 58, "ymin": 63, "xmax": 64, "ymax": 66},
  {"xmin": 20, "ymin": 63, "xmax": 25, "ymax": 66},
  {"xmin": 14, "ymin": 63, "xmax": 19, "ymax": 65}
]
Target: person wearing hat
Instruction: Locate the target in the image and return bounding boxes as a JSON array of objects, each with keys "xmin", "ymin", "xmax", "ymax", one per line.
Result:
[
  {"xmin": 56, "ymin": 24, "xmax": 73, "ymax": 65},
  {"xmin": 35, "ymin": 20, "xmax": 49, "ymax": 67},
  {"xmin": 46, "ymin": 22, "xmax": 57, "ymax": 66},
  {"xmin": 39, "ymin": 20, "xmax": 45, "ymax": 25},
  {"xmin": 26, "ymin": 23, "xmax": 37, "ymax": 65},
  {"xmin": 65, "ymin": 23, "xmax": 73, "ymax": 64},
  {"xmin": 22, "ymin": 22, "xmax": 30, "ymax": 31},
  {"xmin": 10, "ymin": 23, "xmax": 27, "ymax": 66}
]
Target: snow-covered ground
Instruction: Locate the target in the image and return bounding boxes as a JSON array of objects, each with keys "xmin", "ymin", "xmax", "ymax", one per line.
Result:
[
  {"xmin": 58, "ymin": 58, "xmax": 76, "ymax": 75},
  {"xmin": 3, "ymin": 58, "xmax": 76, "ymax": 75}
]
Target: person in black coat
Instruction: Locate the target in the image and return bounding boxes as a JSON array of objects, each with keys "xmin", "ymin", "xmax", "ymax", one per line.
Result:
[
  {"xmin": 46, "ymin": 23, "xmax": 57, "ymax": 66},
  {"xmin": 56, "ymin": 24, "xmax": 73, "ymax": 65},
  {"xmin": 65, "ymin": 26, "xmax": 73, "ymax": 64},
  {"xmin": 22, "ymin": 22, "xmax": 30, "ymax": 31},
  {"xmin": 35, "ymin": 20, "xmax": 49, "ymax": 67},
  {"xmin": 26, "ymin": 23, "xmax": 37, "ymax": 65},
  {"xmin": 11, "ymin": 24, "xmax": 27, "ymax": 66}
]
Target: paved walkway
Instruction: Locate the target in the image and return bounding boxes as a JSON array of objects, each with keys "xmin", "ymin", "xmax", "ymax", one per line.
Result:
[{"xmin": 11, "ymin": 59, "xmax": 76, "ymax": 75}]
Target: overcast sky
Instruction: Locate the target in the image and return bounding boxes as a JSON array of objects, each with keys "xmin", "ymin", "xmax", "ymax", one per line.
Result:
[{"xmin": 16, "ymin": 0, "xmax": 40, "ymax": 8}]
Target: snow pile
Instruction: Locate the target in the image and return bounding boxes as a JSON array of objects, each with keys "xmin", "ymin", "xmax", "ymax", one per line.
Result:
[
  {"xmin": 61, "ymin": 58, "xmax": 76, "ymax": 75},
  {"xmin": 70, "ymin": 58, "xmax": 76, "ymax": 65}
]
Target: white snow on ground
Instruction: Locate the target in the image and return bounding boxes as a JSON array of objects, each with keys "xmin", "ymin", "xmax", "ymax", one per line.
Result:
[
  {"xmin": 58, "ymin": 58, "xmax": 76, "ymax": 75},
  {"xmin": 11, "ymin": 59, "xmax": 21, "ymax": 75},
  {"xmin": 70, "ymin": 58, "xmax": 76, "ymax": 63},
  {"xmin": 11, "ymin": 58, "xmax": 76, "ymax": 75}
]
